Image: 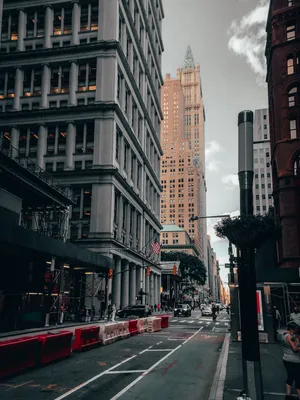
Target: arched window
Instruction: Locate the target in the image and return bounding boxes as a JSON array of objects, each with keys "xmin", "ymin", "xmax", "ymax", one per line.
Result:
[
  {"xmin": 288, "ymin": 86, "xmax": 298, "ymax": 107},
  {"xmin": 294, "ymin": 155, "xmax": 300, "ymax": 176},
  {"xmin": 287, "ymin": 55, "xmax": 294, "ymax": 75}
]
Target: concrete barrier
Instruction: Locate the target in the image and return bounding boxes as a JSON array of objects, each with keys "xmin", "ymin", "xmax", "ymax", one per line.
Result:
[
  {"xmin": 118, "ymin": 321, "xmax": 130, "ymax": 339},
  {"xmin": 137, "ymin": 318, "xmax": 148, "ymax": 333},
  {"xmin": 147, "ymin": 317, "xmax": 162, "ymax": 333},
  {"xmin": 100, "ymin": 323, "xmax": 120, "ymax": 345}
]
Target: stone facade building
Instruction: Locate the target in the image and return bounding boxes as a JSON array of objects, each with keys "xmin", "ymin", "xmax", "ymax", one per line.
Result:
[
  {"xmin": 253, "ymin": 108, "xmax": 273, "ymax": 215},
  {"xmin": 0, "ymin": 0, "xmax": 164, "ymax": 308},
  {"xmin": 161, "ymin": 224, "xmax": 199, "ymax": 257},
  {"xmin": 161, "ymin": 48, "xmax": 207, "ymax": 267},
  {"xmin": 266, "ymin": 0, "xmax": 300, "ymax": 268}
]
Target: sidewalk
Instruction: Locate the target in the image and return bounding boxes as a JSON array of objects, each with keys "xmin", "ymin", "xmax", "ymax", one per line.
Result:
[{"xmin": 224, "ymin": 340, "xmax": 288, "ymax": 399}]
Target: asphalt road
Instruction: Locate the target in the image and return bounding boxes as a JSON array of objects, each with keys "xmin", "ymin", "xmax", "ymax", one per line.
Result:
[{"xmin": 0, "ymin": 311, "xmax": 227, "ymax": 400}]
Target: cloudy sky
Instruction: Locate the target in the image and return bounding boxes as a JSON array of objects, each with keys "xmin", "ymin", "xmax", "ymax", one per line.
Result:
[{"xmin": 161, "ymin": 0, "xmax": 269, "ymax": 282}]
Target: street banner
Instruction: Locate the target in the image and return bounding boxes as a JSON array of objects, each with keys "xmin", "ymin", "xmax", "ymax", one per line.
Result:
[{"xmin": 256, "ymin": 290, "xmax": 264, "ymax": 331}]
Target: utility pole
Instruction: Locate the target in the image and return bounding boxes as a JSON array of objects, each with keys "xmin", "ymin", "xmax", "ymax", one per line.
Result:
[{"xmin": 238, "ymin": 110, "xmax": 264, "ymax": 400}]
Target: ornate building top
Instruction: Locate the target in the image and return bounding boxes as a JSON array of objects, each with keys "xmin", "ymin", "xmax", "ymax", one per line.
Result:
[{"xmin": 184, "ymin": 45, "xmax": 195, "ymax": 69}]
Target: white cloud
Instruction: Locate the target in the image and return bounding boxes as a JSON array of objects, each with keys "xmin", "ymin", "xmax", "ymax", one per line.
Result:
[
  {"xmin": 228, "ymin": 0, "xmax": 269, "ymax": 84},
  {"xmin": 207, "ymin": 210, "xmax": 240, "ymax": 244},
  {"xmin": 205, "ymin": 140, "xmax": 223, "ymax": 172},
  {"xmin": 221, "ymin": 174, "xmax": 239, "ymax": 189}
]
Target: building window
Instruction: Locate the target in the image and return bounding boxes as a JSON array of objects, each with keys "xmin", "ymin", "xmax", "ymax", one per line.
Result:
[
  {"xmin": 294, "ymin": 155, "xmax": 300, "ymax": 176},
  {"xmin": 80, "ymin": 4, "xmax": 99, "ymax": 32},
  {"xmin": 288, "ymin": 87, "xmax": 298, "ymax": 107},
  {"xmin": 27, "ymin": 11, "xmax": 45, "ymax": 38},
  {"xmin": 78, "ymin": 60, "xmax": 97, "ymax": 92},
  {"xmin": 53, "ymin": 7, "xmax": 73, "ymax": 36},
  {"xmin": 116, "ymin": 129, "xmax": 121, "ymax": 162},
  {"xmin": 290, "ymin": 119, "xmax": 297, "ymax": 139},
  {"xmin": 287, "ymin": 23, "xmax": 296, "ymax": 41},
  {"xmin": 287, "ymin": 55, "xmax": 294, "ymax": 75}
]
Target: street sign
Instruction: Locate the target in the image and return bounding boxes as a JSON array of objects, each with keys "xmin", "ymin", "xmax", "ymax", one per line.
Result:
[{"xmin": 225, "ymin": 263, "xmax": 231, "ymax": 268}]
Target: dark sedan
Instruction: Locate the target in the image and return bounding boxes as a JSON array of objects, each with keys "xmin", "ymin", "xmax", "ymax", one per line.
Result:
[
  {"xmin": 117, "ymin": 305, "xmax": 152, "ymax": 319},
  {"xmin": 174, "ymin": 304, "xmax": 192, "ymax": 317}
]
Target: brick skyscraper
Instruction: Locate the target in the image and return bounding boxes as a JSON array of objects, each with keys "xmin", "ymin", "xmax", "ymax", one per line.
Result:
[
  {"xmin": 161, "ymin": 47, "xmax": 207, "ymax": 266},
  {"xmin": 266, "ymin": 0, "xmax": 300, "ymax": 268}
]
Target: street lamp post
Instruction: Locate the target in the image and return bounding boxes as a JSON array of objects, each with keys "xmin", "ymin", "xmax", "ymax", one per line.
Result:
[{"xmin": 238, "ymin": 111, "xmax": 263, "ymax": 400}]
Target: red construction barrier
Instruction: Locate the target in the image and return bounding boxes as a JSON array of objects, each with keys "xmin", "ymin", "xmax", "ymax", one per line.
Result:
[
  {"xmin": 37, "ymin": 331, "xmax": 73, "ymax": 366},
  {"xmin": 159, "ymin": 316, "xmax": 169, "ymax": 328},
  {"xmin": 0, "ymin": 336, "xmax": 40, "ymax": 379},
  {"xmin": 72, "ymin": 326, "xmax": 101, "ymax": 352},
  {"xmin": 128, "ymin": 320, "xmax": 138, "ymax": 336}
]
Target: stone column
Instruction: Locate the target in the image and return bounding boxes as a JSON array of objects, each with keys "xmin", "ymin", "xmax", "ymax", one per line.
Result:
[
  {"xmin": 158, "ymin": 274, "xmax": 162, "ymax": 305},
  {"xmin": 136, "ymin": 265, "xmax": 141, "ymax": 300},
  {"xmin": 145, "ymin": 272, "xmax": 150, "ymax": 305},
  {"xmin": 13, "ymin": 67, "xmax": 23, "ymax": 111},
  {"xmin": 150, "ymin": 273, "xmax": 154, "ymax": 306},
  {"xmin": 41, "ymin": 64, "xmax": 50, "ymax": 109},
  {"xmin": 37, "ymin": 124, "xmax": 47, "ymax": 169},
  {"xmin": 44, "ymin": 6, "xmax": 53, "ymax": 48},
  {"xmin": 129, "ymin": 264, "xmax": 136, "ymax": 305},
  {"xmin": 117, "ymin": 196, "xmax": 124, "ymax": 241},
  {"xmin": 112, "ymin": 257, "xmax": 121, "ymax": 309},
  {"xmin": 121, "ymin": 260, "xmax": 129, "ymax": 308},
  {"xmin": 72, "ymin": 1, "xmax": 80, "ymax": 45},
  {"xmin": 69, "ymin": 61, "xmax": 78, "ymax": 106},
  {"xmin": 153, "ymin": 274, "xmax": 157, "ymax": 306},
  {"xmin": 125, "ymin": 202, "xmax": 131, "ymax": 246},
  {"xmin": 17, "ymin": 9, "xmax": 26, "ymax": 51},
  {"xmin": 65, "ymin": 122, "xmax": 75, "ymax": 170},
  {"xmin": 10, "ymin": 126, "xmax": 19, "ymax": 158}
]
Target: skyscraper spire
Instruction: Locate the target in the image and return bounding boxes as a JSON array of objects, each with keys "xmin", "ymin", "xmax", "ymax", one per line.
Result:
[{"xmin": 184, "ymin": 45, "xmax": 195, "ymax": 69}]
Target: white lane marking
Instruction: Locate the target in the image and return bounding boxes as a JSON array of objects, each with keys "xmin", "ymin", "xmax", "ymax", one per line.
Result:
[
  {"xmin": 188, "ymin": 320, "xmax": 195, "ymax": 324},
  {"xmin": 212, "ymin": 327, "xmax": 215, "ymax": 332},
  {"xmin": 182, "ymin": 326, "xmax": 203, "ymax": 344},
  {"xmin": 198, "ymin": 321, "xmax": 203, "ymax": 324},
  {"xmin": 225, "ymin": 323, "xmax": 228, "ymax": 326},
  {"xmin": 168, "ymin": 338, "xmax": 185, "ymax": 341},
  {"xmin": 206, "ymin": 322, "xmax": 211, "ymax": 325},
  {"xmin": 53, "ymin": 355, "xmax": 137, "ymax": 400},
  {"xmin": 216, "ymin": 322, "xmax": 220, "ymax": 325},
  {"xmin": 156, "ymin": 341, "xmax": 163, "ymax": 345},
  {"xmin": 171, "ymin": 319, "xmax": 178, "ymax": 322},
  {"xmin": 109, "ymin": 327, "xmax": 204, "ymax": 400},
  {"xmin": 180, "ymin": 320, "xmax": 186, "ymax": 323},
  {"xmin": 106, "ymin": 370, "xmax": 146, "ymax": 374},
  {"xmin": 146, "ymin": 349, "xmax": 174, "ymax": 352},
  {"xmin": 139, "ymin": 344, "xmax": 153, "ymax": 355}
]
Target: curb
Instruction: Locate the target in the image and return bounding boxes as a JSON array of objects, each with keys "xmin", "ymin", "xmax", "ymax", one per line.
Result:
[{"xmin": 208, "ymin": 333, "xmax": 230, "ymax": 400}]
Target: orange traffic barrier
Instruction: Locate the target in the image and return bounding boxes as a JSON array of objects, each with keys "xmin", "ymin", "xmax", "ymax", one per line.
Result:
[
  {"xmin": 37, "ymin": 330, "xmax": 72, "ymax": 365},
  {"xmin": 72, "ymin": 326, "xmax": 101, "ymax": 352},
  {"xmin": 0, "ymin": 336, "xmax": 40, "ymax": 379},
  {"xmin": 128, "ymin": 320, "xmax": 138, "ymax": 335}
]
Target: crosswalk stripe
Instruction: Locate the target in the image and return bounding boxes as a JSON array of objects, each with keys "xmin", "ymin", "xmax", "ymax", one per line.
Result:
[
  {"xmin": 198, "ymin": 321, "xmax": 203, "ymax": 324},
  {"xmin": 206, "ymin": 322, "xmax": 211, "ymax": 325},
  {"xmin": 225, "ymin": 323, "xmax": 228, "ymax": 326},
  {"xmin": 180, "ymin": 320, "xmax": 186, "ymax": 323},
  {"xmin": 188, "ymin": 320, "xmax": 194, "ymax": 324},
  {"xmin": 172, "ymin": 319, "xmax": 178, "ymax": 322},
  {"xmin": 216, "ymin": 322, "xmax": 220, "ymax": 325}
]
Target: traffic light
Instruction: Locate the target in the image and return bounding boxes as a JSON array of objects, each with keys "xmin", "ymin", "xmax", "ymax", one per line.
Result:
[
  {"xmin": 173, "ymin": 264, "xmax": 177, "ymax": 275},
  {"xmin": 147, "ymin": 266, "xmax": 151, "ymax": 276},
  {"xmin": 108, "ymin": 268, "xmax": 113, "ymax": 279}
]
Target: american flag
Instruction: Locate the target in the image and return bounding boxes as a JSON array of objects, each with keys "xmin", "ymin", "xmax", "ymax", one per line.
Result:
[{"xmin": 151, "ymin": 240, "xmax": 161, "ymax": 254}]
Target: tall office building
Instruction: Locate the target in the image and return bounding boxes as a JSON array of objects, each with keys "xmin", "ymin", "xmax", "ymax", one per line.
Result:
[
  {"xmin": 0, "ymin": 0, "xmax": 164, "ymax": 308},
  {"xmin": 253, "ymin": 108, "xmax": 273, "ymax": 215},
  {"xmin": 161, "ymin": 47, "xmax": 207, "ymax": 266}
]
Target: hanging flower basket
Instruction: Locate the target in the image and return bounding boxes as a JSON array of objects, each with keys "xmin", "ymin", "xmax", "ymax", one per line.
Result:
[{"xmin": 214, "ymin": 214, "xmax": 281, "ymax": 249}]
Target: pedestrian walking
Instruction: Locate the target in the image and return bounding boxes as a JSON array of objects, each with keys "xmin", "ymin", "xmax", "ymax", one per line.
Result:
[
  {"xmin": 154, "ymin": 304, "xmax": 157, "ymax": 312},
  {"xmin": 272, "ymin": 305, "xmax": 281, "ymax": 341},
  {"xmin": 290, "ymin": 307, "xmax": 300, "ymax": 327},
  {"xmin": 107, "ymin": 304, "xmax": 112, "ymax": 321},
  {"xmin": 111, "ymin": 304, "xmax": 116, "ymax": 322},
  {"xmin": 157, "ymin": 303, "xmax": 161, "ymax": 312},
  {"xmin": 212, "ymin": 304, "xmax": 217, "ymax": 322},
  {"xmin": 281, "ymin": 322, "xmax": 300, "ymax": 399},
  {"xmin": 91, "ymin": 305, "xmax": 95, "ymax": 321}
]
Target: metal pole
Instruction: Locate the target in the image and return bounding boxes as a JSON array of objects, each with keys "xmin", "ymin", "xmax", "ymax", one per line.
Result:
[{"xmin": 238, "ymin": 110, "xmax": 264, "ymax": 400}]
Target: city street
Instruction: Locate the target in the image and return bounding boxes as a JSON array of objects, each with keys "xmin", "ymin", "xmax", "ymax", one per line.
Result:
[{"xmin": 0, "ymin": 311, "xmax": 229, "ymax": 400}]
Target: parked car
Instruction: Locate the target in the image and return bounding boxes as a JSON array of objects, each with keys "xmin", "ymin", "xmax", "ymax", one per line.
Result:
[
  {"xmin": 174, "ymin": 304, "xmax": 192, "ymax": 317},
  {"xmin": 202, "ymin": 306, "xmax": 213, "ymax": 316},
  {"xmin": 117, "ymin": 305, "xmax": 151, "ymax": 319}
]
